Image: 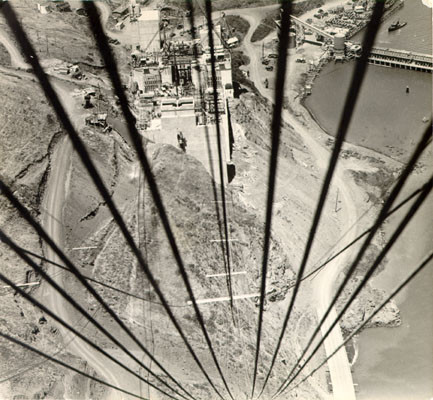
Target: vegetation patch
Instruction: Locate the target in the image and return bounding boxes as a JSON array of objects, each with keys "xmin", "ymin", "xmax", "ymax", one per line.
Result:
[{"xmin": 225, "ymin": 15, "xmax": 250, "ymax": 44}]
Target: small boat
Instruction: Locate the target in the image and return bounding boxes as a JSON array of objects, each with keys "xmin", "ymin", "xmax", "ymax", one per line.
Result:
[{"xmin": 388, "ymin": 20, "xmax": 407, "ymax": 32}]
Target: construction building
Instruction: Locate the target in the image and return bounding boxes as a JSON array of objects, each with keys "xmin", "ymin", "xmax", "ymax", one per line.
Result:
[{"xmin": 128, "ymin": 7, "xmax": 234, "ymax": 184}]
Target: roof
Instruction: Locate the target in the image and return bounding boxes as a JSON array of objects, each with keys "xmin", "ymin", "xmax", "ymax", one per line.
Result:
[{"xmin": 139, "ymin": 9, "xmax": 160, "ymax": 21}]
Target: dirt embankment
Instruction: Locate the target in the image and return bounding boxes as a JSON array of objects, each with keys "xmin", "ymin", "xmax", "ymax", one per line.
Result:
[
  {"xmin": 250, "ymin": 0, "xmax": 325, "ymax": 42},
  {"xmin": 0, "ymin": 1, "xmax": 129, "ymax": 70},
  {"xmin": 0, "ymin": 42, "xmax": 11, "ymax": 66},
  {"xmin": 0, "ymin": 71, "xmax": 104, "ymax": 398}
]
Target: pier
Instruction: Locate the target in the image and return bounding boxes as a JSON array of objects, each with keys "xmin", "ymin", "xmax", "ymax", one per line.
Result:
[{"xmin": 368, "ymin": 47, "xmax": 432, "ymax": 73}]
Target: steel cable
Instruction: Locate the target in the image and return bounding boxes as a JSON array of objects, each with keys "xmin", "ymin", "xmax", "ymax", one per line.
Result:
[
  {"xmin": 251, "ymin": 0, "xmax": 292, "ymax": 396},
  {"xmin": 1, "ymin": 3, "xmax": 196, "ymax": 398},
  {"xmin": 185, "ymin": 0, "xmax": 232, "ymax": 303},
  {"xmin": 289, "ymin": 250, "xmax": 433, "ymax": 393},
  {"xmin": 271, "ymin": 122, "xmax": 431, "ymax": 397},
  {"xmin": 84, "ymin": 3, "xmax": 232, "ymax": 399},
  {"xmin": 0, "ymin": 228, "xmax": 190, "ymax": 400},
  {"xmin": 0, "ymin": 269, "xmax": 183, "ymax": 400},
  {"xmin": 275, "ymin": 176, "xmax": 433, "ymax": 397},
  {"xmin": 202, "ymin": 0, "xmax": 234, "ymax": 312},
  {"xmin": 0, "ymin": 331, "xmax": 147, "ymax": 400},
  {"xmin": 256, "ymin": 2, "xmax": 386, "ymax": 396}
]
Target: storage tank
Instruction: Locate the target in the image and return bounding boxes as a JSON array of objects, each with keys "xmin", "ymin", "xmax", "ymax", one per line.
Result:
[{"xmin": 334, "ymin": 33, "xmax": 345, "ymax": 51}]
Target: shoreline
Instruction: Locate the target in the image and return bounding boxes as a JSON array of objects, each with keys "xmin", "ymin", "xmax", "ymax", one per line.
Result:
[{"xmin": 298, "ymin": 78, "xmax": 408, "ymax": 165}]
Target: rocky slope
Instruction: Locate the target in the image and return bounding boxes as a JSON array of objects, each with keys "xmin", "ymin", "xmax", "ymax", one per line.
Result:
[{"xmin": 0, "ymin": 70, "xmax": 105, "ymax": 398}]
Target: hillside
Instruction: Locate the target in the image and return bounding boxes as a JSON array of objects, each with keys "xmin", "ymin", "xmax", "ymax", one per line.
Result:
[{"xmin": 0, "ymin": 70, "xmax": 107, "ymax": 398}]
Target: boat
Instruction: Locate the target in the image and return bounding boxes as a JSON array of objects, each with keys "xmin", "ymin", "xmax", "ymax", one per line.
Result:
[{"xmin": 388, "ymin": 20, "xmax": 407, "ymax": 32}]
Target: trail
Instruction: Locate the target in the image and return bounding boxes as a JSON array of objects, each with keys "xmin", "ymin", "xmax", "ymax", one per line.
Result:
[
  {"xmin": 225, "ymin": 7, "xmax": 357, "ymax": 399},
  {"xmin": 0, "ymin": 28, "xmax": 28, "ymax": 69}
]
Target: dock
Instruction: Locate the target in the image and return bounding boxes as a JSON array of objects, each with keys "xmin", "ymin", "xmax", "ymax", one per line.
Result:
[{"xmin": 368, "ymin": 47, "xmax": 432, "ymax": 73}]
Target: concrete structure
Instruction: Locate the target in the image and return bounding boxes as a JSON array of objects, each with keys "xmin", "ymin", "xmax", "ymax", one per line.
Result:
[
  {"xmin": 288, "ymin": 15, "xmax": 333, "ymax": 40},
  {"xmin": 143, "ymin": 109, "xmax": 230, "ymax": 185},
  {"xmin": 133, "ymin": 9, "xmax": 161, "ymax": 53},
  {"xmin": 128, "ymin": 13, "xmax": 234, "ymax": 185},
  {"xmin": 334, "ymin": 33, "xmax": 346, "ymax": 52},
  {"xmin": 368, "ymin": 47, "xmax": 432, "ymax": 73}
]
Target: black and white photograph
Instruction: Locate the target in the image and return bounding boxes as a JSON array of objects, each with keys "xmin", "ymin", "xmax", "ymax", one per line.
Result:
[{"xmin": 0, "ymin": 0, "xmax": 431, "ymax": 399}]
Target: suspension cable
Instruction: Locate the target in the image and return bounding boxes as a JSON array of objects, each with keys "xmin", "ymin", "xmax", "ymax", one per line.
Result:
[
  {"xmin": 0, "ymin": 331, "xmax": 147, "ymax": 400},
  {"xmin": 275, "ymin": 179, "xmax": 433, "ymax": 397},
  {"xmin": 203, "ymin": 0, "xmax": 234, "ymax": 311},
  {"xmin": 84, "ymin": 3, "xmax": 232, "ymax": 398},
  {"xmin": 271, "ymin": 123, "xmax": 431, "ymax": 397},
  {"xmin": 0, "ymin": 229, "xmax": 192, "ymax": 400},
  {"xmin": 302, "ymin": 177, "xmax": 429, "ymax": 285},
  {"xmin": 250, "ymin": 0, "xmax": 292, "ymax": 397},
  {"xmin": 255, "ymin": 3, "xmax": 387, "ymax": 396},
  {"xmin": 288, "ymin": 250, "xmax": 433, "ymax": 394},
  {"xmin": 185, "ymin": 0, "xmax": 232, "ymax": 303},
  {"xmin": 2, "ymin": 2, "xmax": 227, "ymax": 397},
  {"xmin": 0, "ymin": 5, "xmax": 197, "ymax": 398},
  {"xmin": 0, "ymin": 269, "xmax": 183, "ymax": 400},
  {"xmin": 16, "ymin": 247, "xmax": 188, "ymax": 307}
]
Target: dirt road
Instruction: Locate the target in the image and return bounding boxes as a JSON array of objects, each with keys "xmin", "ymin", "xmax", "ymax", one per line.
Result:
[
  {"xmin": 40, "ymin": 82, "xmax": 128, "ymax": 399},
  {"xmin": 225, "ymin": 7, "xmax": 357, "ymax": 399},
  {"xmin": 0, "ymin": 28, "xmax": 28, "ymax": 69}
]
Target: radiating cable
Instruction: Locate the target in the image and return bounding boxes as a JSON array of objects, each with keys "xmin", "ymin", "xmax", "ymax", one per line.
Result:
[
  {"xmin": 301, "ymin": 179, "xmax": 429, "ymax": 284},
  {"xmin": 203, "ymin": 0, "xmax": 234, "ymax": 310},
  {"xmin": 251, "ymin": 0, "xmax": 292, "ymax": 397},
  {"xmin": 289, "ymin": 250, "xmax": 433, "ymax": 393},
  {"xmin": 18, "ymin": 246, "xmax": 188, "ymax": 308},
  {"xmin": 0, "ymin": 269, "xmax": 183, "ymax": 400},
  {"xmin": 0, "ymin": 331, "xmax": 147, "ymax": 400},
  {"xmin": 275, "ymin": 177, "xmax": 433, "ymax": 397},
  {"xmin": 0, "ymin": 229, "xmax": 191, "ymax": 400},
  {"xmin": 185, "ymin": 0, "xmax": 232, "ymax": 300},
  {"xmin": 0, "ymin": 5, "xmax": 196, "ymax": 398},
  {"xmin": 256, "ymin": 3, "xmax": 387, "ymax": 396},
  {"xmin": 272, "ymin": 123, "xmax": 432, "ymax": 397},
  {"xmin": 83, "ymin": 3, "xmax": 232, "ymax": 398}
]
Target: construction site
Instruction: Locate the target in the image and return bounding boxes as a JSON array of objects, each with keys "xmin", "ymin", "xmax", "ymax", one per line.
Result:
[{"xmin": 0, "ymin": 1, "xmax": 431, "ymax": 400}]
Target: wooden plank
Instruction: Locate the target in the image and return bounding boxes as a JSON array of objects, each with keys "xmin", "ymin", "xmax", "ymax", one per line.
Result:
[
  {"xmin": 187, "ymin": 293, "xmax": 260, "ymax": 305},
  {"xmin": 206, "ymin": 271, "xmax": 247, "ymax": 278}
]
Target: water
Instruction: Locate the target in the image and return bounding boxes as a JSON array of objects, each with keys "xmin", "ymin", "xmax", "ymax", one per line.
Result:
[
  {"xmin": 353, "ymin": 0, "xmax": 432, "ymax": 54},
  {"xmin": 304, "ymin": 1, "xmax": 433, "ymax": 398}
]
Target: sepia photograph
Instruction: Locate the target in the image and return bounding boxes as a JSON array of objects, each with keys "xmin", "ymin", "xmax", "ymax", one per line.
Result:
[{"xmin": 0, "ymin": 0, "xmax": 431, "ymax": 399}]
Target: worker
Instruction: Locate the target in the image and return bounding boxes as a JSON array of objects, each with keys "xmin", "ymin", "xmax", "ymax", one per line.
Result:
[
  {"xmin": 177, "ymin": 131, "xmax": 187, "ymax": 152},
  {"xmin": 406, "ymin": 86, "xmax": 410, "ymax": 93}
]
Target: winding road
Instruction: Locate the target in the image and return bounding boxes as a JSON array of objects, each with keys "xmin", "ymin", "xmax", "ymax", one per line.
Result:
[{"xmin": 41, "ymin": 84, "xmax": 125, "ymax": 400}]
